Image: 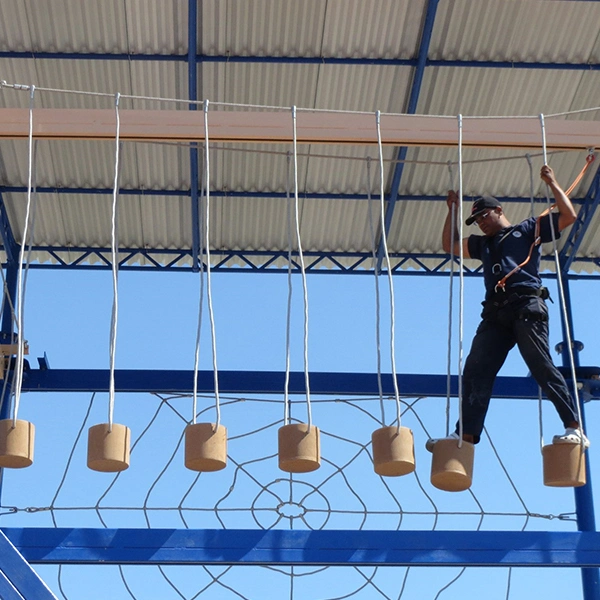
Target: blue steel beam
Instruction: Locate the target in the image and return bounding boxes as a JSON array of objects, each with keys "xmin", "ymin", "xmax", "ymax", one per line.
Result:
[
  {"xmin": 4, "ymin": 528, "xmax": 600, "ymax": 567},
  {"xmin": 19, "ymin": 368, "xmax": 600, "ymax": 399},
  {"xmin": 0, "ymin": 50, "xmax": 598, "ymax": 70},
  {"xmin": 188, "ymin": 0, "xmax": 200, "ymax": 272},
  {"xmin": 7, "ymin": 187, "xmax": 587, "ymax": 205},
  {"xmin": 0, "ymin": 571, "xmax": 22, "ymax": 600},
  {"xmin": 376, "ymin": 0, "xmax": 440, "ymax": 273},
  {"xmin": 560, "ymin": 165, "xmax": 600, "ymax": 271},
  {"xmin": 0, "ymin": 530, "xmax": 58, "ymax": 600}
]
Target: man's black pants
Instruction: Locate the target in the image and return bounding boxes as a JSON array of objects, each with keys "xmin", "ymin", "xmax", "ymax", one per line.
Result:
[{"xmin": 456, "ymin": 295, "xmax": 579, "ymax": 444}]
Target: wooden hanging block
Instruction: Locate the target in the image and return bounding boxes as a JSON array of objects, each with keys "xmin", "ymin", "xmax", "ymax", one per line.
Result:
[
  {"xmin": 542, "ymin": 443, "xmax": 586, "ymax": 487},
  {"xmin": 87, "ymin": 423, "xmax": 130, "ymax": 472},
  {"xmin": 184, "ymin": 423, "xmax": 227, "ymax": 472},
  {"xmin": 372, "ymin": 425, "xmax": 415, "ymax": 476},
  {"xmin": 430, "ymin": 438, "xmax": 474, "ymax": 492},
  {"xmin": 278, "ymin": 423, "xmax": 321, "ymax": 473},
  {"xmin": 0, "ymin": 342, "xmax": 29, "ymax": 356},
  {"xmin": 0, "ymin": 419, "xmax": 34, "ymax": 468},
  {"xmin": 0, "ymin": 342, "xmax": 29, "ymax": 380}
]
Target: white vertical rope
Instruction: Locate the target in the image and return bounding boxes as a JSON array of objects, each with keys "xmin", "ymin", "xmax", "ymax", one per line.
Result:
[
  {"xmin": 203, "ymin": 100, "xmax": 221, "ymax": 429},
  {"xmin": 283, "ymin": 153, "xmax": 293, "ymax": 426},
  {"xmin": 456, "ymin": 115, "xmax": 465, "ymax": 447},
  {"xmin": 539, "ymin": 114, "xmax": 584, "ymax": 437},
  {"xmin": 291, "ymin": 106, "xmax": 312, "ymax": 426},
  {"xmin": 526, "ymin": 153, "xmax": 546, "ymax": 451},
  {"xmin": 365, "ymin": 158, "xmax": 385, "ymax": 424},
  {"xmin": 192, "ymin": 152, "xmax": 207, "ymax": 425},
  {"xmin": 445, "ymin": 162, "xmax": 456, "ymax": 436},
  {"xmin": 375, "ymin": 111, "xmax": 401, "ymax": 426},
  {"xmin": 107, "ymin": 93, "xmax": 121, "ymax": 431},
  {"xmin": 11, "ymin": 85, "xmax": 36, "ymax": 425}
]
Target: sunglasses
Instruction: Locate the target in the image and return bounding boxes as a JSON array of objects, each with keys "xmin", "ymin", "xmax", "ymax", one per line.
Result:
[{"xmin": 475, "ymin": 211, "xmax": 493, "ymax": 225}]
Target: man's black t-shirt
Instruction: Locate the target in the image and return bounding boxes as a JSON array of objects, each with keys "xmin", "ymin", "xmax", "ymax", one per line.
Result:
[{"xmin": 467, "ymin": 213, "xmax": 561, "ymax": 300}]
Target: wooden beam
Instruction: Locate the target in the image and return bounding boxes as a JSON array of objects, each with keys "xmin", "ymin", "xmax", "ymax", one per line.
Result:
[{"xmin": 0, "ymin": 108, "xmax": 598, "ymax": 149}]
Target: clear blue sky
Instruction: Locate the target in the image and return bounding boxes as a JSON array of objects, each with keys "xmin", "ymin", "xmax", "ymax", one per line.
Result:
[{"xmin": 1, "ymin": 265, "xmax": 598, "ymax": 599}]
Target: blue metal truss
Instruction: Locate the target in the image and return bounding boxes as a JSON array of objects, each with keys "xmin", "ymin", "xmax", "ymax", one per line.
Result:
[
  {"xmin": 6, "ymin": 245, "xmax": 600, "ymax": 276},
  {"xmin": 560, "ymin": 165, "xmax": 600, "ymax": 271},
  {"xmin": 4, "ymin": 246, "xmax": 600, "ymax": 280},
  {"xmin": 2, "ymin": 186, "xmax": 598, "ymax": 274}
]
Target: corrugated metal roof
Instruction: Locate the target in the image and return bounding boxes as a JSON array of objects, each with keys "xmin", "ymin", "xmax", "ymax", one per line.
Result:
[{"xmin": 0, "ymin": 0, "xmax": 598, "ymax": 274}]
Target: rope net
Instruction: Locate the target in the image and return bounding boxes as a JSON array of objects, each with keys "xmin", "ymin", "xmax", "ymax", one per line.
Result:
[{"xmin": 1, "ymin": 383, "xmax": 593, "ymax": 599}]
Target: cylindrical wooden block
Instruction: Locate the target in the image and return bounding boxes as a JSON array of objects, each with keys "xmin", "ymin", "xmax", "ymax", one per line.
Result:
[
  {"xmin": 542, "ymin": 443, "xmax": 586, "ymax": 487},
  {"xmin": 372, "ymin": 425, "xmax": 415, "ymax": 476},
  {"xmin": 0, "ymin": 419, "xmax": 34, "ymax": 468},
  {"xmin": 87, "ymin": 423, "xmax": 130, "ymax": 472},
  {"xmin": 185, "ymin": 423, "xmax": 227, "ymax": 472},
  {"xmin": 430, "ymin": 438, "xmax": 474, "ymax": 492},
  {"xmin": 278, "ymin": 423, "xmax": 320, "ymax": 473}
]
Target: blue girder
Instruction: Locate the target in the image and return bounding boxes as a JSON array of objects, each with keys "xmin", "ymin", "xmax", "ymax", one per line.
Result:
[
  {"xmin": 0, "ymin": 51, "xmax": 598, "ymax": 71},
  {"xmin": 376, "ymin": 0, "xmax": 440, "ymax": 273},
  {"xmin": 19, "ymin": 368, "xmax": 600, "ymax": 399},
  {"xmin": 3, "ymin": 528, "xmax": 600, "ymax": 568}
]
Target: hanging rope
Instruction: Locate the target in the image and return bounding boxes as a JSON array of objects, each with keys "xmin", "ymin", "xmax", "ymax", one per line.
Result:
[
  {"xmin": 192, "ymin": 151, "xmax": 207, "ymax": 425},
  {"xmin": 526, "ymin": 153, "xmax": 547, "ymax": 451},
  {"xmin": 445, "ymin": 162, "xmax": 456, "ymax": 436},
  {"xmin": 11, "ymin": 85, "xmax": 36, "ymax": 426},
  {"xmin": 203, "ymin": 100, "xmax": 221, "ymax": 429},
  {"xmin": 456, "ymin": 114, "xmax": 465, "ymax": 447},
  {"xmin": 539, "ymin": 114, "xmax": 585, "ymax": 440},
  {"xmin": 107, "ymin": 93, "xmax": 122, "ymax": 431},
  {"xmin": 290, "ymin": 106, "xmax": 313, "ymax": 426},
  {"xmin": 375, "ymin": 111, "xmax": 401, "ymax": 427},
  {"xmin": 365, "ymin": 157, "xmax": 385, "ymax": 425},
  {"xmin": 283, "ymin": 152, "xmax": 294, "ymax": 426}
]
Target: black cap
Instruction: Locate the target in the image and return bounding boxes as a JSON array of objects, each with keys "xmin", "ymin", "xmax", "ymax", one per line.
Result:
[{"xmin": 465, "ymin": 195, "xmax": 502, "ymax": 225}]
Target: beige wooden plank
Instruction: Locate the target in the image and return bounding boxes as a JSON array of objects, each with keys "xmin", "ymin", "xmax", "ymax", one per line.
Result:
[{"xmin": 0, "ymin": 108, "xmax": 598, "ymax": 150}]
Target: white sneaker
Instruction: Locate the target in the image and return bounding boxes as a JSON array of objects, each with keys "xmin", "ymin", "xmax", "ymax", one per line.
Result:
[
  {"xmin": 425, "ymin": 431, "xmax": 460, "ymax": 453},
  {"xmin": 553, "ymin": 427, "xmax": 590, "ymax": 450}
]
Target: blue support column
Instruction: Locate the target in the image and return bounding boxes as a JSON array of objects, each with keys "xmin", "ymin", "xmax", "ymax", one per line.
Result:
[
  {"xmin": 0, "ymin": 191, "xmax": 20, "ymax": 507},
  {"xmin": 558, "ymin": 275, "xmax": 600, "ymax": 600},
  {"xmin": 0, "ymin": 263, "xmax": 17, "ymax": 422},
  {"xmin": 375, "ymin": 0, "xmax": 440, "ymax": 272}
]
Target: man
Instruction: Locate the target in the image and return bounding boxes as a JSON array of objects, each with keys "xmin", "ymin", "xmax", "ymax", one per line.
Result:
[{"xmin": 427, "ymin": 165, "xmax": 589, "ymax": 450}]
